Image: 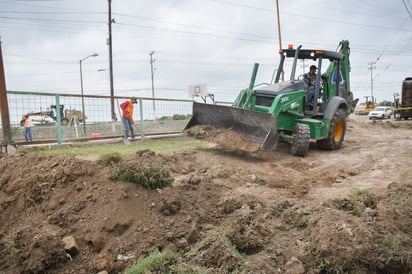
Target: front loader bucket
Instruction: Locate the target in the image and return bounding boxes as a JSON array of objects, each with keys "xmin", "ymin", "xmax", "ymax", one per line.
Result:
[{"xmin": 184, "ymin": 102, "xmax": 278, "ymax": 151}]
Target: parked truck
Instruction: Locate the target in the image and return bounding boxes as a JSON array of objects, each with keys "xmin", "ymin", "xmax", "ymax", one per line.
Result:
[{"xmin": 393, "ymin": 77, "xmax": 412, "ymax": 120}]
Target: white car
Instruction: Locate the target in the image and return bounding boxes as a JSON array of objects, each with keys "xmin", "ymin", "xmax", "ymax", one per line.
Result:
[{"xmin": 368, "ymin": 106, "xmax": 392, "ymax": 119}]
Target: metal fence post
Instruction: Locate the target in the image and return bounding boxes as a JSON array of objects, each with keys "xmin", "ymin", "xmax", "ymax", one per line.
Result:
[
  {"xmin": 139, "ymin": 98, "xmax": 144, "ymax": 138},
  {"xmin": 55, "ymin": 94, "xmax": 63, "ymax": 144}
]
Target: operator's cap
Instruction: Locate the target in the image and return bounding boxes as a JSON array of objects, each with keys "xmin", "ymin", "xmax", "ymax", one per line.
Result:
[
  {"xmin": 131, "ymin": 97, "xmax": 137, "ymax": 103},
  {"xmin": 310, "ymin": 65, "xmax": 317, "ymax": 70}
]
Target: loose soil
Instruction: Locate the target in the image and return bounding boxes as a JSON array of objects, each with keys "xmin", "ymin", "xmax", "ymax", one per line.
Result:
[{"xmin": 1, "ymin": 116, "xmax": 412, "ymax": 274}]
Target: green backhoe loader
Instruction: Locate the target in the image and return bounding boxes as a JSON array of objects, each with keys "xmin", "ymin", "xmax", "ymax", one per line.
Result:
[{"xmin": 185, "ymin": 40, "xmax": 358, "ymax": 157}]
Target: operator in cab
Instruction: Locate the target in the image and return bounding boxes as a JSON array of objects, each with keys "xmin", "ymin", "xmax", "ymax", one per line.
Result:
[{"xmin": 303, "ymin": 65, "xmax": 317, "ymax": 110}]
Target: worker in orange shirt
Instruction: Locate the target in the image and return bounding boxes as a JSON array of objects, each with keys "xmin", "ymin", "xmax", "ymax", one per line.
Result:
[{"xmin": 120, "ymin": 97, "xmax": 137, "ymax": 144}]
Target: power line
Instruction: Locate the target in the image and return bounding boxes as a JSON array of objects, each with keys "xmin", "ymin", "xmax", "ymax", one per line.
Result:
[
  {"xmin": 4, "ymin": 53, "xmax": 75, "ymax": 64},
  {"xmin": 281, "ymin": 11, "xmax": 412, "ymax": 32},
  {"xmin": 0, "ymin": 15, "xmax": 105, "ymax": 24},
  {"xmin": 402, "ymin": 0, "xmax": 412, "ymax": 19},
  {"xmin": 205, "ymin": 0, "xmax": 274, "ymax": 12},
  {"xmin": 0, "ymin": 10, "xmax": 106, "ymax": 15}
]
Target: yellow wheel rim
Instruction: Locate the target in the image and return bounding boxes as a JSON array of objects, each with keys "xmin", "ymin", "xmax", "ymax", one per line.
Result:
[{"xmin": 334, "ymin": 120, "xmax": 344, "ymax": 142}]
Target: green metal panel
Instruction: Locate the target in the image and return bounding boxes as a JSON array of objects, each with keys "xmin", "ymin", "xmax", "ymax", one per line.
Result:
[{"xmin": 297, "ymin": 118, "xmax": 330, "ymax": 140}]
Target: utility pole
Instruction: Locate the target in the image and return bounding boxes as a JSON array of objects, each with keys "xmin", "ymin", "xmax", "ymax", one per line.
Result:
[
  {"xmin": 368, "ymin": 59, "xmax": 378, "ymax": 102},
  {"xmin": 275, "ymin": 0, "xmax": 284, "ymax": 81},
  {"xmin": 0, "ymin": 38, "xmax": 15, "ymax": 153},
  {"xmin": 149, "ymin": 51, "xmax": 156, "ymax": 117},
  {"xmin": 108, "ymin": 0, "xmax": 115, "ymax": 121},
  {"xmin": 275, "ymin": 0, "xmax": 282, "ymax": 53}
]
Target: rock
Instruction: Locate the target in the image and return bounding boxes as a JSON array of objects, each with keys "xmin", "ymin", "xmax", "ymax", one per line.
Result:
[
  {"xmin": 94, "ymin": 251, "xmax": 113, "ymax": 272},
  {"xmin": 285, "ymin": 256, "xmax": 305, "ymax": 274},
  {"xmin": 62, "ymin": 235, "xmax": 79, "ymax": 256},
  {"xmin": 361, "ymin": 207, "xmax": 378, "ymax": 223},
  {"xmin": 159, "ymin": 197, "xmax": 181, "ymax": 216},
  {"xmin": 295, "ymin": 239, "xmax": 306, "ymax": 256},
  {"xmin": 176, "ymin": 238, "xmax": 188, "ymax": 249},
  {"xmin": 202, "ymin": 223, "xmax": 216, "ymax": 231},
  {"xmin": 188, "ymin": 176, "xmax": 202, "ymax": 185},
  {"xmin": 117, "ymin": 254, "xmax": 135, "ymax": 261}
]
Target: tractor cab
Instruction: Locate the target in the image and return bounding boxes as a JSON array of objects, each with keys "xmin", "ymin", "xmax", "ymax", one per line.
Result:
[{"xmin": 274, "ymin": 44, "xmax": 349, "ymax": 115}]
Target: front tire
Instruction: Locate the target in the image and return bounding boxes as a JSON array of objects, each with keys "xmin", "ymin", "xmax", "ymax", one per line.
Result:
[
  {"xmin": 289, "ymin": 123, "xmax": 310, "ymax": 157},
  {"xmin": 317, "ymin": 108, "xmax": 346, "ymax": 150}
]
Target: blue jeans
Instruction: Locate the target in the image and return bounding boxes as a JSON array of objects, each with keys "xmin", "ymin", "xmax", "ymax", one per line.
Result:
[
  {"xmin": 122, "ymin": 118, "xmax": 134, "ymax": 138},
  {"xmin": 25, "ymin": 127, "xmax": 32, "ymax": 141},
  {"xmin": 306, "ymin": 87, "xmax": 316, "ymax": 109}
]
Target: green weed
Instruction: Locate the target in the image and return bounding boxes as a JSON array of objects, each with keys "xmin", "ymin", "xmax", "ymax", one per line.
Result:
[
  {"xmin": 2, "ymin": 237, "xmax": 19, "ymax": 263},
  {"xmin": 110, "ymin": 165, "xmax": 173, "ymax": 189},
  {"xmin": 333, "ymin": 189, "xmax": 377, "ymax": 216},
  {"xmin": 98, "ymin": 152, "xmax": 123, "ymax": 166},
  {"xmin": 124, "ymin": 249, "xmax": 180, "ymax": 274},
  {"xmin": 380, "ymin": 234, "xmax": 403, "ymax": 264},
  {"xmin": 387, "ymin": 182, "xmax": 412, "ymax": 209}
]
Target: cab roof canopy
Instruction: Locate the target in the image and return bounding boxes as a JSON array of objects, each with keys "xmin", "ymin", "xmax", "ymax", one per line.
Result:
[{"xmin": 280, "ymin": 48, "xmax": 344, "ymax": 61}]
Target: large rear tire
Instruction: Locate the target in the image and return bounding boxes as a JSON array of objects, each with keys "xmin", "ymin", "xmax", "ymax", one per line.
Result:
[
  {"xmin": 289, "ymin": 123, "xmax": 310, "ymax": 157},
  {"xmin": 317, "ymin": 108, "xmax": 346, "ymax": 150}
]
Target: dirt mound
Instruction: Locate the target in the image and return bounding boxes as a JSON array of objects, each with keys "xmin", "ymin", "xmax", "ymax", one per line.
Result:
[
  {"xmin": 185, "ymin": 125, "xmax": 262, "ymax": 152},
  {"xmin": 1, "ymin": 117, "xmax": 412, "ymax": 273}
]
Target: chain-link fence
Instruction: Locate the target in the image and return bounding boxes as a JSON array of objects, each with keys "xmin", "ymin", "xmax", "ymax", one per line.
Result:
[{"xmin": 2, "ymin": 91, "xmax": 194, "ymax": 144}]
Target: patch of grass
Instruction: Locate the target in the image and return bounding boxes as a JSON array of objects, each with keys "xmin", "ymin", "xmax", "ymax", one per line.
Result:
[
  {"xmin": 217, "ymin": 231, "xmax": 245, "ymax": 262},
  {"xmin": 20, "ymin": 138, "xmax": 207, "ymax": 158},
  {"xmin": 333, "ymin": 189, "xmax": 377, "ymax": 216},
  {"xmin": 188, "ymin": 229, "xmax": 245, "ymax": 266},
  {"xmin": 168, "ymin": 264, "xmax": 205, "ymax": 274},
  {"xmin": 2, "ymin": 237, "xmax": 19, "ymax": 264},
  {"xmin": 297, "ymin": 215, "xmax": 312, "ymax": 229},
  {"xmin": 97, "ymin": 152, "xmax": 123, "ymax": 166},
  {"xmin": 110, "ymin": 165, "xmax": 174, "ymax": 189},
  {"xmin": 231, "ymin": 224, "xmax": 252, "ymax": 253},
  {"xmin": 124, "ymin": 249, "xmax": 180, "ymax": 274},
  {"xmin": 380, "ymin": 234, "xmax": 403, "ymax": 264},
  {"xmin": 387, "ymin": 182, "xmax": 412, "ymax": 209}
]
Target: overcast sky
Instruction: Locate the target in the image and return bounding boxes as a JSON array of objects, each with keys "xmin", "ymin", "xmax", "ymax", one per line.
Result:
[{"xmin": 0, "ymin": 0, "xmax": 411, "ymax": 103}]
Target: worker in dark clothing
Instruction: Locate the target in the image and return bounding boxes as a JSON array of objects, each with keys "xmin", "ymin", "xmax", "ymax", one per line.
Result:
[{"xmin": 304, "ymin": 65, "xmax": 317, "ymax": 110}]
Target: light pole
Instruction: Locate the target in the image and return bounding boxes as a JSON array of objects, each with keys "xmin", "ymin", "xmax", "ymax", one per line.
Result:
[
  {"xmin": 149, "ymin": 50, "xmax": 156, "ymax": 118},
  {"xmin": 80, "ymin": 53, "xmax": 98, "ymax": 137}
]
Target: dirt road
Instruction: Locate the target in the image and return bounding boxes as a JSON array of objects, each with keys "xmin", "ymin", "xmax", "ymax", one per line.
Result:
[{"xmin": 0, "ymin": 115, "xmax": 411, "ymax": 273}]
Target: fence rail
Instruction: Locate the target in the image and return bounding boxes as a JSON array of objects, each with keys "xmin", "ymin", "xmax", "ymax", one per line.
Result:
[{"xmin": 1, "ymin": 91, "xmax": 194, "ymax": 144}]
